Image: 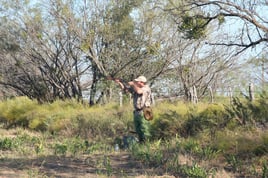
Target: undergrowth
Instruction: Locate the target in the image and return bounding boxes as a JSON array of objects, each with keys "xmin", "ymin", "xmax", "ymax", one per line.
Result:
[{"xmin": 0, "ymin": 96, "xmax": 267, "ymax": 177}]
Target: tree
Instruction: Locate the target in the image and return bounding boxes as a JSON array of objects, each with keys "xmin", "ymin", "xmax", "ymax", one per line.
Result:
[
  {"xmin": 2, "ymin": 0, "xmax": 260, "ymax": 103},
  {"xmin": 0, "ymin": 11, "xmax": 20, "ymax": 98},
  {"xmin": 247, "ymin": 53, "xmax": 268, "ymax": 91},
  {"xmin": 166, "ymin": 0, "xmax": 268, "ymax": 55},
  {"xmin": 0, "ymin": 0, "xmax": 170, "ymax": 104},
  {"xmin": 0, "ymin": 0, "xmax": 89, "ymax": 102},
  {"xmin": 139, "ymin": 0, "xmax": 241, "ymax": 101},
  {"xmin": 81, "ymin": 0, "xmax": 170, "ymax": 105}
]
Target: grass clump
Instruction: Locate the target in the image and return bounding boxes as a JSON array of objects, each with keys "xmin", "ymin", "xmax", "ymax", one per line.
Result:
[{"xmin": 0, "ymin": 137, "xmax": 14, "ymax": 151}]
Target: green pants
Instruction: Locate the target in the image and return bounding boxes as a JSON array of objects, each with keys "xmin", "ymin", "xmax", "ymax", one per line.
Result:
[{"xmin": 134, "ymin": 110, "xmax": 151, "ymax": 142}]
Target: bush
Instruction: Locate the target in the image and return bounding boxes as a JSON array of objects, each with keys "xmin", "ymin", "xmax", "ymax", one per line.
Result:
[
  {"xmin": 0, "ymin": 97, "xmax": 38, "ymax": 128},
  {"xmin": 225, "ymin": 97, "xmax": 255, "ymax": 126},
  {"xmin": 0, "ymin": 98, "xmax": 133, "ymax": 139},
  {"xmin": 212, "ymin": 131, "xmax": 237, "ymax": 153},
  {"xmin": 151, "ymin": 110, "xmax": 184, "ymax": 140},
  {"xmin": 70, "ymin": 106, "xmax": 133, "ymax": 140},
  {"xmin": 248, "ymin": 92, "xmax": 268, "ymax": 124},
  {"xmin": 254, "ymin": 133, "xmax": 268, "ymax": 156},
  {"xmin": 181, "ymin": 115, "xmax": 202, "ymax": 137},
  {"xmin": 199, "ymin": 104, "xmax": 232, "ymax": 135}
]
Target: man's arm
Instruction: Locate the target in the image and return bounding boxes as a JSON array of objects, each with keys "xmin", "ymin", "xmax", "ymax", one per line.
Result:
[
  {"xmin": 114, "ymin": 79, "xmax": 132, "ymax": 93},
  {"xmin": 128, "ymin": 81, "xmax": 143, "ymax": 94},
  {"xmin": 115, "ymin": 79, "xmax": 125, "ymax": 90}
]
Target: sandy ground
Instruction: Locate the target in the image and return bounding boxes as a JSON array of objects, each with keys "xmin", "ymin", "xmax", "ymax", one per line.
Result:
[{"xmin": 0, "ymin": 151, "xmax": 176, "ymax": 178}]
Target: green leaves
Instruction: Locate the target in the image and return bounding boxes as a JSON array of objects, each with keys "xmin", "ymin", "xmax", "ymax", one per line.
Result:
[
  {"xmin": 178, "ymin": 14, "xmax": 208, "ymax": 39},
  {"xmin": 0, "ymin": 138, "xmax": 14, "ymax": 151}
]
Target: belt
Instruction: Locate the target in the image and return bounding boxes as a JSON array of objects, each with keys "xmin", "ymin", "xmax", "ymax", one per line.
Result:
[
  {"xmin": 134, "ymin": 108, "xmax": 143, "ymax": 113},
  {"xmin": 135, "ymin": 108, "xmax": 143, "ymax": 111}
]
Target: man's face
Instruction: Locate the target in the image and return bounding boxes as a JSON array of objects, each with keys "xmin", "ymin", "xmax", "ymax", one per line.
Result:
[{"xmin": 135, "ymin": 81, "xmax": 144, "ymax": 87}]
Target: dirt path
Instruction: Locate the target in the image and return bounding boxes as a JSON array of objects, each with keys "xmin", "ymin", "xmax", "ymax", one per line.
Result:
[{"xmin": 0, "ymin": 151, "xmax": 175, "ymax": 178}]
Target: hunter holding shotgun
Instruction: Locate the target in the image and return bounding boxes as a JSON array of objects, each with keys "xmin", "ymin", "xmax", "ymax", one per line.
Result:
[{"xmin": 114, "ymin": 75, "xmax": 152, "ymax": 143}]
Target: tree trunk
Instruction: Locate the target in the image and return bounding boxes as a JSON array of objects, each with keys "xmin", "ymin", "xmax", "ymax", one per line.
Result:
[
  {"xmin": 209, "ymin": 86, "xmax": 214, "ymax": 103},
  {"xmin": 249, "ymin": 83, "xmax": 254, "ymax": 101}
]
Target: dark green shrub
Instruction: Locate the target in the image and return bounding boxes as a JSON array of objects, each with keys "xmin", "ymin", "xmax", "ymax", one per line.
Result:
[
  {"xmin": 54, "ymin": 143, "xmax": 68, "ymax": 156},
  {"xmin": 182, "ymin": 104, "xmax": 230, "ymax": 137},
  {"xmin": 225, "ymin": 94, "xmax": 268, "ymax": 127},
  {"xmin": 200, "ymin": 104, "xmax": 230, "ymax": 127},
  {"xmin": 151, "ymin": 110, "xmax": 183, "ymax": 140},
  {"xmin": 254, "ymin": 134, "xmax": 268, "ymax": 156},
  {"xmin": 0, "ymin": 137, "xmax": 14, "ymax": 150},
  {"xmin": 248, "ymin": 92, "xmax": 268, "ymax": 124},
  {"xmin": 225, "ymin": 97, "xmax": 254, "ymax": 125},
  {"xmin": 254, "ymin": 145, "xmax": 268, "ymax": 156},
  {"xmin": 181, "ymin": 113, "xmax": 202, "ymax": 137}
]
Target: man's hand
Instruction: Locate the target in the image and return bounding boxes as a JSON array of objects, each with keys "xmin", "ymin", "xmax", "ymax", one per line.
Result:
[
  {"xmin": 128, "ymin": 81, "xmax": 134, "ymax": 86},
  {"xmin": 114, "ymin": 79, "xmax": 121, "ymax": 83}
]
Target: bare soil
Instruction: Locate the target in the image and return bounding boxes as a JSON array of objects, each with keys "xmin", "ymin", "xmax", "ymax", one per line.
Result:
[
  {"xmin": 0, "ymin": 128, "xmax": 176, "ymax": 177},
  {"xmin": 0, "ymin": 151, "xmax": 176, "ymax": 178},
  {"xmin": 0, "ymin": 129, "xmax": 242, "ymax": 178}
]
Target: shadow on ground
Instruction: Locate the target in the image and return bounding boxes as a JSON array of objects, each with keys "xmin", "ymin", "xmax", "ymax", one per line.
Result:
[{"xmin": 0, "ymin": 152, "xmax": 172, "ymax": 178}]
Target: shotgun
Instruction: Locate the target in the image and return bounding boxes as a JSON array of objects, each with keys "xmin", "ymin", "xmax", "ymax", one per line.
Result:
[{"xmin": 106, "ymin": 76, "xmax": 131, "ymax": 92}]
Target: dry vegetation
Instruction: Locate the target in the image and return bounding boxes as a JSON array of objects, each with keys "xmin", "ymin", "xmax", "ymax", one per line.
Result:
[{"xmin": 0, "ymin": 97, "xmax": 267, "ymax": 177}]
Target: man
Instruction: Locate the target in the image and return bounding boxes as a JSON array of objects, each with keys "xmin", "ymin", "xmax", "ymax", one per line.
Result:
[{"xmin": 115, "ymin": 76, "xmax": 152, "ymax": 143}]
